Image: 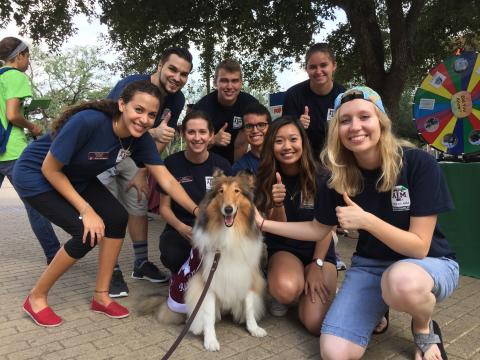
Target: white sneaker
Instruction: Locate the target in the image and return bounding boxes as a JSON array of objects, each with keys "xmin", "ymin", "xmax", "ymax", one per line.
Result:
[
  {"xmin": 269, "ymin": 299, "xmax": 288, "ymax": 317},
  {"xmin": 336, "ymin": 260, "xmax": 347, "ymax": 271}
]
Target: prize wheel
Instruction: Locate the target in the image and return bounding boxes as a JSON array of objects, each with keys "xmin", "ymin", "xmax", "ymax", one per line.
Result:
[{"xmin": 413, "ymin": 51, "xmax": 480, "ymax": 156}]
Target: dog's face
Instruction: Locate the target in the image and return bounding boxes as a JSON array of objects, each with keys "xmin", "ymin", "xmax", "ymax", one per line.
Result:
[
  {"xmin": 211, "ymin": 171, "xmax": 253, "ymax": 228},
  {"xmin": 198, "ymin": 170, "xmax": 256, "ymax": 234},
  {"xmin": 216, "ymin": 180, "xmax": 245, "ymax": 227}
]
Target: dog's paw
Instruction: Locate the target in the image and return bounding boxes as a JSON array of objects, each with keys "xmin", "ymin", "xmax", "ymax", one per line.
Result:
[
  {"xmin": 249, "ymin": 326, "xmax": 267, "ymax": 338},
  {"xmin": 204, "ymin": 337, "xmax": 220, "ymax": 352}
]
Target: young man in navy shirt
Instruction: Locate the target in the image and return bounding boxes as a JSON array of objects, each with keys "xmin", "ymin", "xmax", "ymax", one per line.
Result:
[
  {"xmin": 97, "ymin": 47, "xmax": 193, "ymax": 297},
  {"xmin": 232, "ymin": 102, "xmax": 271, "ymax": 175},
  {"xmin": 193, "ymin": 59, "xmax": 259, "ymax": 164}
]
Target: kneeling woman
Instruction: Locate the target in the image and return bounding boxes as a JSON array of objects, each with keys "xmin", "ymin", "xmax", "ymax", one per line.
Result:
[
  {"xmin": 13, "ymin": 80, "xmax": 198, "ymax": 327},
  {"xmin": 158, "ymin": 110, "xmax": 232, "ymax": 275},
  {"xmin": 255, "ymin": 116, "xmax": 337, "ymax": 335},
  {"xmin": 258, "ymin": 87, "xmax": 458, "ymax": 360}
]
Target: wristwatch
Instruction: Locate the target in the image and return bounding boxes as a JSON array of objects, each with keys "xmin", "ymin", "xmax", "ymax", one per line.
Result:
[{"xmin": 312, "ymin": 258, "xmax": 324, "ymax": 268}]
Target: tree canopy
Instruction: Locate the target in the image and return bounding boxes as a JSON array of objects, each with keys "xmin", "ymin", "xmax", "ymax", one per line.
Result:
[
  {"xmin": 2, "ymin": 0, "xmax": 479, "ymax": 123},
  {"xmin": 326, "ymin": 0, "xmax": 480, "ymax": 120}
]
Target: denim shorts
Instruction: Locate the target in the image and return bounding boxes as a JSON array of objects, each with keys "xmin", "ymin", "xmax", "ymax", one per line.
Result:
[{"xmin": 321, "ymin": 255, "xmax": 459, "ymax": 347}]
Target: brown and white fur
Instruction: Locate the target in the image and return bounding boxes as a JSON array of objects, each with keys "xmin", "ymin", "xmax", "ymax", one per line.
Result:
[{"xmin": 185, "ymin": 170, "xmax": 266, "ymax": 351}]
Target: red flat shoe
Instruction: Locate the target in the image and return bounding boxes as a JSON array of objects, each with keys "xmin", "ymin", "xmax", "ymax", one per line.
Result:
[
  {"xmin": 23, "ymin": 296, "xmax": 62, "ymax": 327},
  {"xmin": 91, "ymin": 298, "xmax": 129, "ymax": 319}
]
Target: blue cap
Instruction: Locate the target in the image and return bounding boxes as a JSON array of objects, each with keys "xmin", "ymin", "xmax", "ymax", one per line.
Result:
[{"xmin": 334, "ymin": 86, "xmax": 386, "ymax": 114}]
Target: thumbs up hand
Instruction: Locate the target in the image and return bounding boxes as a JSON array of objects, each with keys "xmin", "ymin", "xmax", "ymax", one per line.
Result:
[
  {"xmin": 149, "ymin": 110, "xmax": 175, "ymax": 144},
  {"xmin": 272, "ymin": 172, "xmax": 286, "ymax": 207},
  {"xmin": 213, "ymin": 122, "xmax": 231, "ymax": 146},
  {"xmin": 300, "ymin": 106, "xmax": 310, "ymax": 129},
  {"xmin": 335, "ymin": 192, "xmax": 366, "ymax": 230}
]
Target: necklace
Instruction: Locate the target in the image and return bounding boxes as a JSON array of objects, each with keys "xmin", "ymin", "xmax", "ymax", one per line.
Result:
[
  {"xmin": 285, "ymin": 185, "xmax": 299, "ymax": 201},
  {"xmin": 114, "ymin": 120, "xmax": 134, "ymax": 161}
]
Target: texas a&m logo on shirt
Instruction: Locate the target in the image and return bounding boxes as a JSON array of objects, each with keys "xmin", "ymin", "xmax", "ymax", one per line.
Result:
[
  {"xmin": 232, "ymin": 116, "xmax": 243, "ymax": 129},
  {"xmin": 391, "ymin": 185, "xmax": 410, "ymax": 211}
]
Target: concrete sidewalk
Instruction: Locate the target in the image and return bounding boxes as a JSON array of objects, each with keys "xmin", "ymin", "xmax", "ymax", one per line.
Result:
[{"xmin": 1, "ymin": 180, "xmax": 479, "ymax": 359}]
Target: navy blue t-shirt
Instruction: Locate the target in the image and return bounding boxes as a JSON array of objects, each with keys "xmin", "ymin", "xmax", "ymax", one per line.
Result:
[
  {"xmin": 314, "ymin": 148, "xmax": 456, "ymax": 261},
  {"xmin": 283, "ymin": 81, "xmax": 345, "ymax": 158},
  {"xmin": 193, "ymin": 90, "xmax": 258, "ymax": 163},
  {"xmin": 13, "ymin": 109, "xmax": 163, "ymax": 198},
  {"xmin": 108, "ymin": 74, "xmax": 185, "ymax": 128},
  {"xmin": 231, "ymin": 151, "xmax": 260, "ymax": 175},
  {"xmin": 160, "ymin": 151, "xmax": 232, "ymax": 230},
  {"xmin": 264, "ymin": 173, "xmax": 336, "ymax": 263}
]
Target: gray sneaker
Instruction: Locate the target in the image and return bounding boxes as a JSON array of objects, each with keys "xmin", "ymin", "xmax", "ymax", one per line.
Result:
[
  {"xmin": 109, "ymin": 269, "xmax": 129, "ymax": 298},
  {"xmin": 269, "ymin": 298, "xmax": 288, "ymax": 317}
]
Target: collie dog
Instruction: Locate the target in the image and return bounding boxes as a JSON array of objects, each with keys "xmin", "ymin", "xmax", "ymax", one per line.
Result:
[
  {"xmin": 185, "ymin": 170, "xmax": 267, "ymax": 351},
  {"xmin": 139, "ymin": 171, "xmax": 266, "ymax": 352}
]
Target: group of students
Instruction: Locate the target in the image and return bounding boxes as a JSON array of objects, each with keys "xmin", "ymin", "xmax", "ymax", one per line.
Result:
[{"xmin": 0, "ymin": 35, "xmax": 458, "ymax": 360}]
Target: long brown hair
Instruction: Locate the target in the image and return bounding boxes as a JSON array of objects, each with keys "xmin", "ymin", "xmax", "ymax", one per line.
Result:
[
  {"xmin": 51, "ymin": 80, "xmax": 162, "ymax": 136},
  {"xmin": 255, "ymin": 116, "xmax": 317, "ymax": 213}
]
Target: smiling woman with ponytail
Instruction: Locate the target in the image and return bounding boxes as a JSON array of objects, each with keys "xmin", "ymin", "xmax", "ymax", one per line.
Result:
[{"xmin": 12, "ymin": 80, "xmax": 199, "ymax": 328}]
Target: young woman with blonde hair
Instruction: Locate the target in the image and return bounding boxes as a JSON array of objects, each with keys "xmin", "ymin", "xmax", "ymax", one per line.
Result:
[{"xmin": 257, "ymin": 87, "xmax": 458, "ymax": 360}]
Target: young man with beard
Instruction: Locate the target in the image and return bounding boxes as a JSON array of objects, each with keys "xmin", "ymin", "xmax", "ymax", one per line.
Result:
[
  {"xmin": 97, "ymin": 47, "xmax": 193, "ymax": 298},
  {"xmin": 232, "ymin": 102, "xmax": 271, "ymax": 175},
  {"xmin": 193, "ymin": 59, "xmax": 259, "ymax": 164}
]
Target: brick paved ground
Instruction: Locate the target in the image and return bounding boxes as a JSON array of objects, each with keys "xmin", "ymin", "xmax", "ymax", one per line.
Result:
[{"xmin": 1, "ymin": 180, "xmax": 479, "ymax": 359}]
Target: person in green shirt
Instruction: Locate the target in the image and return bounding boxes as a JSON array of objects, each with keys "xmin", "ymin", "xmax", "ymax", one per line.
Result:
[{"xmin": 0, "ymin": 36, "xmax": 60, "ymax": 263}]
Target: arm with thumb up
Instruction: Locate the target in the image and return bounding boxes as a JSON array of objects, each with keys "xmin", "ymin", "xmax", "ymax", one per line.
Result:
[
  {"xmin": 213, "ymin": 122, "xmax": 231, "ymax": 146},
  {"xmin": 299, "ymin": 105, "xmax": 310, "ymax": 129},
  {"xmin": 271, "ymin": 172, "xmax": 286, "ymax": 206},
  {"xmin": 335, "ymin": 192, "xmax": 369, "ymax": 230},
  {"xmin": 269, "ymin": 172, "xmax": 287, "ymax": 221},
  {"xmin": 149, "ymin": 110, "xmax": 175, "ymax": 152}
]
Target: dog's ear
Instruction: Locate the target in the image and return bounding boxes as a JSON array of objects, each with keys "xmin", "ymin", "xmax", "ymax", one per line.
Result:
[
  {"xmin": 211, "ymin": 168, "xmax": 226, "ymax": 191},
  {"xmin": 212, "ymin": 168, "xmax": 225, "ymax": 179},
  {"xmin": 236, "ymin": 170, "xmax": 255, "ymax": 191}
]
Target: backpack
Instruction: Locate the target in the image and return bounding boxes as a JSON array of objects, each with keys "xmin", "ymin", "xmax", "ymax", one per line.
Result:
[{"xmin": 0, "ymin": 67, "xmax": 19, "ymax": 154}]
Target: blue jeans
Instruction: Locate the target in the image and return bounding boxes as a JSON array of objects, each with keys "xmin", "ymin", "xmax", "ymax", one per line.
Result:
[
  {"xmin": 0, "ymin": 159, "xmax": 60, "ymax": 262},
  {"xmin": 321, "ymin": 255, "xmax": 459, "ymax": 347}
]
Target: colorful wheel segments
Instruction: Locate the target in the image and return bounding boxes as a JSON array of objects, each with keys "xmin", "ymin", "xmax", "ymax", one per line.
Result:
[{"xmin": 413, "ymin": 52, "xmax": 480, "ymax": 156}]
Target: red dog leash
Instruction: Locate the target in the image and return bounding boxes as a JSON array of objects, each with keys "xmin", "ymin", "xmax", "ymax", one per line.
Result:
[{"xmin": 162, "ymin": 250, "xmax": 221, "ymax": 360}]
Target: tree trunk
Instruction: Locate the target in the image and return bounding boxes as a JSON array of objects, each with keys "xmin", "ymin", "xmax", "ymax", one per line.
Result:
[
  {"xmin": 202, "ymin": 32, "xmax": 215, "ymax": 94},
  {"xmin": 332, "ymin": 0, "xmax": 425, "ymax": 123}
]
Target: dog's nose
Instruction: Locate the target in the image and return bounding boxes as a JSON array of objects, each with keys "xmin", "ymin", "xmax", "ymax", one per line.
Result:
[{"xmin": 224, "ymin": 206, "xmax": 233, "ymax": 215}]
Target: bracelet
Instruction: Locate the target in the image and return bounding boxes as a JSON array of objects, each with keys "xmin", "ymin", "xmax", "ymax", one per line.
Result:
[
  {"xmin": 78, "ymin": 203, "xmax": 90, "ymax": 220},
  {"xmin": 192, "ymin": 206, "xmax": 199, "ymax": 216},
  {"xmin": 260, "ymin": 219, "xmax": 265, "ymax": 232},
  {"xmin": 94, "ymin": 290, "xmax": 109, "ymax": 293}
]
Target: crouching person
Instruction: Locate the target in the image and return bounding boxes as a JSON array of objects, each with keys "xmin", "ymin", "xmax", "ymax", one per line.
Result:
[{"xmin": 13, "ymin": 80, "xmax": 198, "ymax": 327}]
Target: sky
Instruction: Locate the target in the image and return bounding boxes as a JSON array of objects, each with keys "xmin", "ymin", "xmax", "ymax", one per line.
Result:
[{"xmin": 0, "ymin": 10, "xmax": 346, "ymax": 93}]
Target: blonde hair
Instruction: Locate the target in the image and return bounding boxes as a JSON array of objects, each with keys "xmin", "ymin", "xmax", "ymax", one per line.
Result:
[{"xmin": 320, "ymin": 106, "xmax": 413, "ymax": 196}]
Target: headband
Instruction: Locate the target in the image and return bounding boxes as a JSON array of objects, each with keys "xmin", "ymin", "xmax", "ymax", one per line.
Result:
[{"xmin": 6, "ymin": 41, "xmax": 28, "ymax": 61}]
